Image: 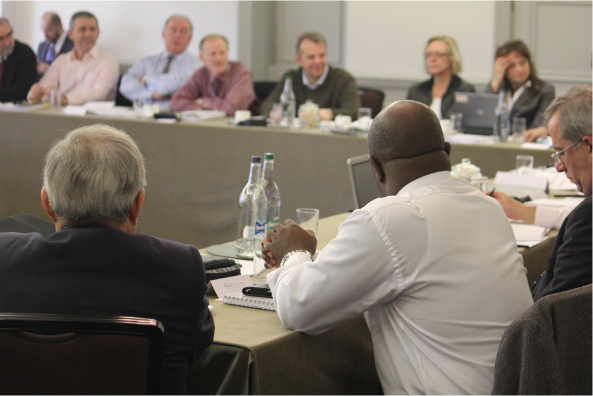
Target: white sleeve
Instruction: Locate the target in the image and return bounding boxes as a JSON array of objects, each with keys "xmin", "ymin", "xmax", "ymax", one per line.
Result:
[
  {"xmin": 267, "ymin": 209, "xmax": 399, "ymax": 335},
  {"xmin": 534, "ymin": 205, "xmax": 576, "ymax": 229}
]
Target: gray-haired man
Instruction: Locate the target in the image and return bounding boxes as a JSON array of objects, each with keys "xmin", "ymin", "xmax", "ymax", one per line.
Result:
[
  {"xmin": 120, "ymin": 15, "xmax": 199, "ymax": 111},
  {"xmin": 0, "ymin": 124, "xmax": 214, "ymax": 394}
]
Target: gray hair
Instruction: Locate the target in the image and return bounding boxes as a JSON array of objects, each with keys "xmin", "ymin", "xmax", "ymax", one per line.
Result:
[
  {"xmin": 296, "ymin": 31, "xmax": 327, "ymax": 55},
  {"xmin": 163, "ymin": 14, "xmax": 193, "ymax": 35},
  {"xmin": 43, "ymin": 124, "xmax": 147, "ymax": 225},
  {"xmin": 69, "ymin": 11, "xmax": 98, "ymax": 31},
  {"xmin": 199, "ymin": 33, "xmax": 228, "ymax": 52},
  {"xmin": 544, "ymin": 85, "xmax": 592, "ymax": 144},
  {"xmin": 0, "ymin": 17, "xmax": 11, "ymax": 28}
]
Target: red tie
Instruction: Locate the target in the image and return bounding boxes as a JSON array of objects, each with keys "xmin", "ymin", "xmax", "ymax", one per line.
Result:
[{"xmin": 0, "ymin": 62, "xmax": 4, "ymax": 92}]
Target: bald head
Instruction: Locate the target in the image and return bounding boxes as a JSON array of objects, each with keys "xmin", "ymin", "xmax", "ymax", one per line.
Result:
[
  {"xmin": 368, "ymin": 100, "xmax": 445, "ymax": 162},
  {"xmin": 367, "ymin": 101, "xmax": 451, "ymax": 197}
]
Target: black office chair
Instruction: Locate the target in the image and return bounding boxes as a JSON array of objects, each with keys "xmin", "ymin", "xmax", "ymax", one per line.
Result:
[
  {"xmin": 357, "ymin": 87, "xmax": 385, "ymax": 118},
  {"xmin": 115, "ymin": 74, "xmax": 133, "ymax": 107},
  {"xmin": 491, "ymin": 285, "xmax": 592, "ymax": 395},
  {"xmin": 0, "ymin": 313, "xmax": 164, "ymax": 395},
  {"xmin": 0, "ymin": 213, "xmax": 55, "ymax": 238},
  {"xmin": 250, "ymin": 81, "xmax": 278, "ymax": 115}
]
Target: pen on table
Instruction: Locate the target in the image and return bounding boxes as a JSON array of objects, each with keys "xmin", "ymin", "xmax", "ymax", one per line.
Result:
[{"xmin": 488, "ymin": 188, "xmax": 496, "ymax": 197}]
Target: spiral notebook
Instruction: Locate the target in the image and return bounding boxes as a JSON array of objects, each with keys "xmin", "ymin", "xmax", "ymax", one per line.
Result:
[{"xmin": 222, "ymin": 294, "xmax": 275, "ymax": 311}]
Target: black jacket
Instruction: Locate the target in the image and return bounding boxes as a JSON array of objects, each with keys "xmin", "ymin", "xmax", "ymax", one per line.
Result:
[
  {"xmin": 406, "ymin": 75, "xmax": 476, "ymax": 119},
  {"xmin": 531, "ymin": 195, "xmax": 592, "ymax": 301},
  {"xmin": 0, "ymin": 40, "xmax": 37, "ymax": 103},
  {"xmin": 0, "ymin": 224, "xmax": 215, "ymax": 394}
]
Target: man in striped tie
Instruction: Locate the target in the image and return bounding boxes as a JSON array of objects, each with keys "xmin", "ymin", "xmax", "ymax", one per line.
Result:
[{"xmin": 119, "ymin": 15, "xmax": 200, "ymax": 111}]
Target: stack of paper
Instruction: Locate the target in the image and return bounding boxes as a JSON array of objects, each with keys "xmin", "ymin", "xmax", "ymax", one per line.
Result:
[
  {"xmin": 181, "ymin": 110, "xmax": 226, "ymax": 121},
  {"xmin": 511, "ymin": 223, "xmax": 549, "ymax": 247},
  {"xmin": 445, "ymin": 134, "xmax": 496, "ymax": 145}
]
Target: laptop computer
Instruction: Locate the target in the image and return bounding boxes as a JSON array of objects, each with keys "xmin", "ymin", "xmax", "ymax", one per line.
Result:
[
  {"xmin": 453, "ymin": 92, "xmax": 499, "ymax": 135},
  {"xmin": 347, "ymin": 154, "xmax": 382, "ymax": 209}
]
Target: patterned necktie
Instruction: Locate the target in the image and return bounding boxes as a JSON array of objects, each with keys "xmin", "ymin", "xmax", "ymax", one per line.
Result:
[
  {"xmin": 162, "ymin": 55, "xmax": 174, "ymax": 74},
  {"xmin": 45, "ymin": 42, "xmax": 55, "ymax": 63},
  {"xmin": 211, "ymin": 78, "xmax": 223, "ymax": 98}
]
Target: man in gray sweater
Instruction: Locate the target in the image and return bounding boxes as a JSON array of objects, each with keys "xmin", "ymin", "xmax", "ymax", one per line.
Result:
[{"xmin": 261, "ymin": 32, "xmax": 360, "ymax": 121}]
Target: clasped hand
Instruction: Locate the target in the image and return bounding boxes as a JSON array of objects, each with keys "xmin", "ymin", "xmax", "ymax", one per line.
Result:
[{"xmin": 262, "ymin": 219, "xmax": 317, "ymax": 268}]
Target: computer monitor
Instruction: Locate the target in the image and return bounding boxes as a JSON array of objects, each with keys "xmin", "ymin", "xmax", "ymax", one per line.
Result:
[{"xmin": 347, "ymin": 154, "xmax": 382, "ymax": 209}]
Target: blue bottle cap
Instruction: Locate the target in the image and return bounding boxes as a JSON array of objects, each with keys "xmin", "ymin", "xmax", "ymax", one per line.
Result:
[{"xmin": 251, "ymin": 156, "xmax": 261, "ymax": 163}]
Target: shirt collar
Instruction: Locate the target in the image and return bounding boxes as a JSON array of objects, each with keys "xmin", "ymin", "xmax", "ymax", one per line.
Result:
[
  {"xmin": 69, "ymin": 45, "xmax": 99, "ymax": 61},
  {"xmin": 302, "ymin": 65, "xmax": 329, "ymax": 90},
  {"xmin": 397, "ymin": 171, "xmax": 452, "ymax": 196},
  {"xmin": 208, "ymin": 64, "xmax": 230, "ymax": 83}
]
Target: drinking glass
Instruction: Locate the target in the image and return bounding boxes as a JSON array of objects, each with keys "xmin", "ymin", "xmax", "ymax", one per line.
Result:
[
  {"xmin": 516, "ymin": 155, "xmax": 534, "ymax": 175},
  {"xmin": 358, "ymin": 107, "xmax": 372, "ymax": 120},
  {"xmin": 512, "ymin": 117, "xmax": 527, "ymax": 142},
  {"xmin": 470, "ymin": 175, "xmax": 489, "ymax": 193},
  {"xmin": 450, "ymin": 112, "xmax": 463, "ymax": 133},
  {"xmin": 270, "ymin": 103, "xmax": 282, "ymax": 125},
  {"xmin": 50, "ymin": 90, "xmax": 61, "ymax": 107},
  {"xmin": 296, "ymin": 208, "xmax": 319, "ymax": 236}
]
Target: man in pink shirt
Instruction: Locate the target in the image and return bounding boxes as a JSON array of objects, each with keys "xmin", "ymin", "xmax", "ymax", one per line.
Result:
[
  {"xmin": 27, "ymin": 11, "xmax": 118, "ymax": 106},
  {"xmin": 169, "ymin": 34, "xmax": 255, "ymax": 115}
]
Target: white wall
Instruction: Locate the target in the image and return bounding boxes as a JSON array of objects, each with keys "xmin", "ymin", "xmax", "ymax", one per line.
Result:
[
  {"xmin": 9, "ymin": 1, "xmax": 239, "ymax": 65},
  {"xmin": 344, "ymin": 1, "xmax": 496, "ymax": 83}
]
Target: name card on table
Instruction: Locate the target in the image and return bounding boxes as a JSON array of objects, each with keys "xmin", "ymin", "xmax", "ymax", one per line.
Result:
[
  {"xmin": 211, "ymin": 274, "xmax": 253, "ymax": 298},
  {"xmin": 495, "ymin": 171, "xmax": 549, "ymax": 192},
  {"xmin": 62, "ymin": 105, "xmax": 87, "ymax": 116}
]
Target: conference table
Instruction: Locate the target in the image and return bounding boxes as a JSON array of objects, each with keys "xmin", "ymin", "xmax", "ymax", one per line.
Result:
[
  {"xmin": 186, "ymin": 212, "xmax": 557, "ymax": 395},
  {"xmin": 0, "ymin": 108, "xmax": 554, "ymax": 250}
]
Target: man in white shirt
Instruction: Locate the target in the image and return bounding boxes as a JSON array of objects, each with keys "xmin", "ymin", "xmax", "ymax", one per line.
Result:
[
  {"xmin": 27, "ymin": 11, "xmax": 118, "ymax": 106},
  {"xmin": 36, "ymin": 12, "xmax": 74, "ymax": 76},
  {"xmin": 119, "ymin": 15, "xmax": 199, "ymax": 111},
  {"xmin": 263, "ymin": 100, "xmax": 533, "ymax": 394}
]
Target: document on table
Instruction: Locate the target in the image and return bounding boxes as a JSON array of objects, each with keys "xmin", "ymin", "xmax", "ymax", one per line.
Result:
[
  {"xmin": 0, "ymin": 103, "xmax": 43, "ymax": 112},
  {"xmin": 445, "ymin": 134, "xmax": 496, "ymax": 145},
  {"xmin": 180, "ymin": 110, "xmax": 226, "ymax": 121},
  {"xmin": 526, "ymin": 197, "xmax": 584, "ymax": 209},
  {"xmin": 529, "ymin": 167, "xmax": 577, "ymax": 190},
  {"xmin": 511, "ymin": 223, "xmax": 550, "ymax": 247}
]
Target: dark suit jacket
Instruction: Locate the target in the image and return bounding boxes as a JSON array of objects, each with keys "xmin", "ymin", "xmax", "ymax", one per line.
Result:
[
  {"xmin": 406, "ymin": 75, "xmax": 476, "ymax": 119},
  {"xmin": 531, "ymin": 195, "xmax": 592, "ymax": 301},
  {"xmin": 0, "ymin": 40, "xmax": 37, "ymax": 103},
  {"xmin": 0, "ymin": 224, "xmax": 214, "ymax": 394},
  {"xmin": 36, "ymin": 35, "xmax": 74, "ymax": 64},
  {"xmin": 486, "ymin": 81, "xmax": 555, "ymax": 129}
]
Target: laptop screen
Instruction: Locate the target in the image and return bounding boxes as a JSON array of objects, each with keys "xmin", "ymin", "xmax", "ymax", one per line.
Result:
[{"xmin": 347, "ymin": 155, "xmax": 382, "ymax": 209}]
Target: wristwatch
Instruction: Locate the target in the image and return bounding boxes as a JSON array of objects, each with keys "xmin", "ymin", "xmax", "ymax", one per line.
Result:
[{"xmin": 281, "ymin": 250, "xmax": 312, "ymax": 267}]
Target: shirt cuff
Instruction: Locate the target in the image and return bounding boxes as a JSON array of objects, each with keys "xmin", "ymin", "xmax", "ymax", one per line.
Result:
[{"xmin": 534, "ymin": 205, "xmax": 562, "ymax": 229}]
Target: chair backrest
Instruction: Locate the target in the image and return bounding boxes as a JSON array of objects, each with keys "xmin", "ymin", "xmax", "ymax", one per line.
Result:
[
  {"xmin": 115, "ymin": 74, "xmax": 133, "ymax": 107},
  {"xmin": 347, "ymin": 154, "xmax": 382, "ymax": 209},
  {"xmin": 0, "ymin": 313, "xmax": 164, "ymax": 395},
  {"xmin": 357, "ymin": 87, "xmax": 385, "ymax": 118},
  {"xmin": 250, "ymin": 81, "xmax": 278, "ymax": 115},
  {"xmin": 491, "ymin": 284, "xmax": 592, "ymax": 395},
  {"xmin": 0, "ymin": 213, "xmax": 55, "ymax": 238}
]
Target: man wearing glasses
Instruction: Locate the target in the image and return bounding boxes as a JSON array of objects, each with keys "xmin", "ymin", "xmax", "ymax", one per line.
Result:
[
  {"xmin": 494, "ymin": 85, "xmax": 592, "ymax": 300},
  {"xmin": 0, "ymin": 17, "xmax": 37, "ymax": 103},
  {"xmin": 529, "ymin": 85, "xmax": 592, "ymax": 301}
]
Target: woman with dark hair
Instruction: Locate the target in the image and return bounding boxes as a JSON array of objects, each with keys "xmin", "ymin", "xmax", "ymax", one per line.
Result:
[
  {"xmin": 407, "ymin": 35, "xmax": 475, "ymax": 120},
  {"xmin": 486, "ymin": 40, "xmax": 555, "ymax": 141}
]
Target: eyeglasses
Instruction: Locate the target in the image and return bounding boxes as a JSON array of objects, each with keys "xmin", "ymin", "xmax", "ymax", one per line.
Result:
[
  {"xmin": 0, "ymin": 30, "xmax": 13, "ymax": 44},
  {"xmin": 551, "ymin": 140, "xmax": 582, "ymax": 164},
  {"xmin": 424, "ymin": 52, "xmax": 448, "ymax": 59}
]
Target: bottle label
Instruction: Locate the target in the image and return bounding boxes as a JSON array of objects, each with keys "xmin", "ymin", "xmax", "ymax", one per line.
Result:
[
  {"xmin": 254, "ymin": 221, "xmax": 266, "ymax": 236},
  {"xmin": 266, "ymin": 219, "xmax": 279, "ymax": 232}
]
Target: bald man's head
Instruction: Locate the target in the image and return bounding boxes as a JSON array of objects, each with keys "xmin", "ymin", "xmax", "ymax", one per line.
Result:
[{"xmin": 368, "ymin": 101, "xmax": 445, "ymax": 162}]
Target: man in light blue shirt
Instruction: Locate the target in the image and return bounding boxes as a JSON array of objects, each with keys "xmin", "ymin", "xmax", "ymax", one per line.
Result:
[{"xmin": 120, "ymin": 15, "xmax": 199, "ymax": 111}]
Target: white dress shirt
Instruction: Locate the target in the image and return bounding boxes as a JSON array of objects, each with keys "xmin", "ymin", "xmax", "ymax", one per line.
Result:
[
  {"xmin": 302, "ymin": 65, "xmax": 329, "ymax": 90},
  {"xmin": 120, "ymin": 50, "xmax": 200, "ymax": 110},
  {"xmin": 268, "ymin": 171, "xmax": 533, "ymax": 395},
  {"xmin": 40, "ymin": 45, "xmax": 119, "ymax": 105},
  {"xmin": 534, "ymin": 204, "xmax": 577, "ymax": 229}
]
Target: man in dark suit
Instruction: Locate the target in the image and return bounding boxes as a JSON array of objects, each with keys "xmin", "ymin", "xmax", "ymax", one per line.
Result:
[
  {"xmin": 0, "ymin": 17, "xmax": 37, "ymax": 103},
  {"xmin": 531, "ymin": 85, "xmax": 592, "ymax": 301},
  {"xmin": 0, "ymin": 124, "xmax": 214, "ymax": 394},
  {"xmin": 36, "ymin": 12, "xmax": 73, "ymax": 76}
]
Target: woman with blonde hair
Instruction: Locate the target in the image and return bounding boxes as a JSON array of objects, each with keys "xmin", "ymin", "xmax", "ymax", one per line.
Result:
[
  {"xmin": 407, "ymin": 35, "xmax": 475, "ymax": 119},
  {"xmin": 486, "ymin": 39, "xmax": 555, "ymax": 141}
]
